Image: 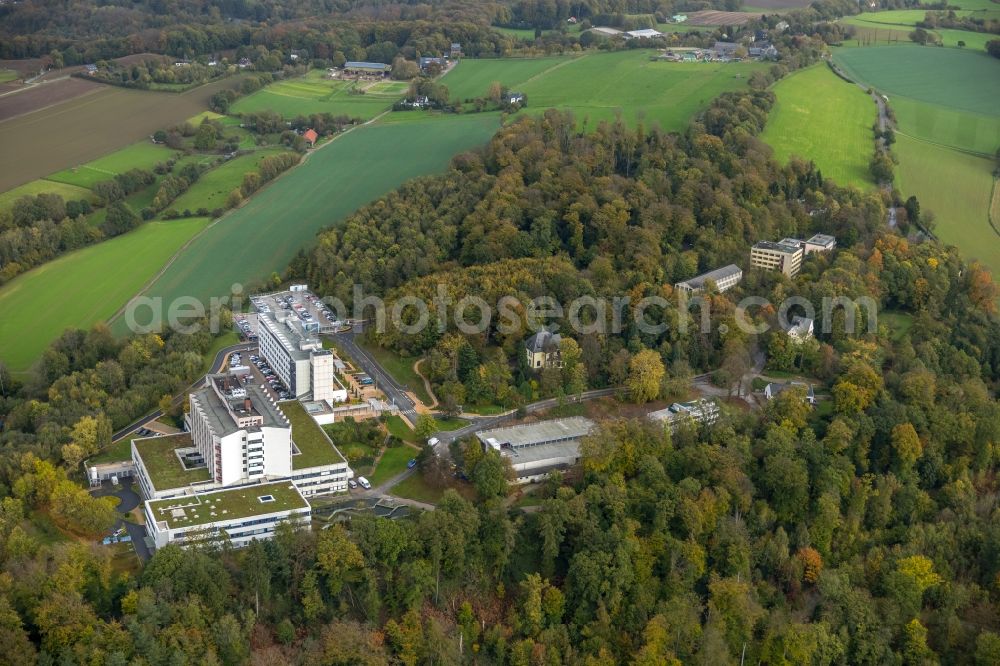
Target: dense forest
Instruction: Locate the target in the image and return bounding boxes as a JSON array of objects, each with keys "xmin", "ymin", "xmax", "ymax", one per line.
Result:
[
  {"xmin": 1, "ymin": 0, "xmax": 999, "ymax": 662},
  {"xmin": 0, "ymin": 71, "xmax": 997, "ymax": 662},
  {"xmin": 0, "ymin": 0, "xmax": 863, "ymax": 60}
]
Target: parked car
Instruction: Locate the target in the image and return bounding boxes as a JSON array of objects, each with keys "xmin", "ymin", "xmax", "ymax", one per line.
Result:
[
  {"xmin": 407, "ymin": 458, "xmax": 417, "ymax": 469},
  {"xmin": 348, "ymin": 479, "xmax": 358, "ymax": 489},
  {"xmin": 357, "ymin": 477, "xmax": 371, "ymax": 490}
]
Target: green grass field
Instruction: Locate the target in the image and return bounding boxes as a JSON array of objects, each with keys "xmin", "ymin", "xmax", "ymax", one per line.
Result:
[
  {"xmin": 0, "ymin": 69, "xmax": 17, "ymax": 83},
  {"xmin": 443, "ymin": 57, "xmax": 573, "ymax": 100},
  {"xmin": 443, "ymin": 50, "xmax": 766, "ymax": 129},
  {"xmin": 889, "ymin": 95, "xmax": 1000, "ymax": 156},
  {"xmin": 761, "ymin": 65, "xmax": 875, "ymax": 189},
  {"xmin": 164, "ymin": 149, "xmax": 289, "ymax": 215},
  {"xmin": 833, "ymin": 46, "xmax": 1000, "ymax": 278},
  {"xmin": 843, "ymin": 9, "xmax": 965, "ymax": 28},
  {"xmin": 0, "ymin": 217, "xmax": 211, "ymax": 372},
  {"xmin": 0, "ymin": 179, "xmax": 96, "ymax": 211},
  {"xmin": 85, "ymin": 179, "xmax": 162, "ymax": 229},
  {"xmin": 385, "ymin": 415, "xmax": 415, "ymax": 441},
  {"xmin": 391, "ymin": 472, "xmax": 446, "ymax": 503},
  {"xmin": 895, "ymin": 133, "xmax": 1000, "ymax": 277},
  {"xmin": 834, "ymin": 46, "xmax": 1000, "ymax": 116},
  {"xmin": 493, "ymin": 26, "xmax": 543, "ymax": 39},
  {"xmin": 128, "ymin": 114, "xmax": 500, "ymax": 314},
  {"xmin": 369, "ymin": 444, "xmax": 418, "ymax": 486},
  {"xmin": 230, "ymin": 70, "xmax": 403, "ymax": 119},
  {"xmin": 47, "ymin": 142, "xmax": 179, "ymax": 190},
  {"xmin": 654, "ymin": 22, "xmax": 711, "ymax": 33},
  {"xmin": 358, "ymin": 341, "xmax": 433, "ymax": 405},
  {"xmin": 842, "ymin": 23, "xmax": 997, "ymax": 51}
]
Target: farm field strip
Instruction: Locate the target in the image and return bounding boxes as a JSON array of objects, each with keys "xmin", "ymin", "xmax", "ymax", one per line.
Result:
[
  {"xmin": 124, "ymin": 113, "xmax": 502, "ymax": 314},
  {"xmin": 0, "ymin": 76, "xmax": 244, "ymax": 193},
  {"xmin": 0, "ymin": 179, "xmax": 96, "ymax": 211},
  {"xmin": 685, "ymin": 9, "xmax": 757, "ymax": 25},
  {"xmin": 0, "ymin": 217, "xmax": 212, "ymax": 372},
  {"xmin": 229, "ymin": 72, "xmax": 405, "ymax": 119},
  {"xmin": 833, "ymin": 46, "xmax": 1000, "ymax": 116},
  {"xmin": 47, "ymin": 142, "xmax": 182, "ymax": 189},
  {"xmin": 841, "ymin": 21, "xmax": 998, "ymax": 51},
  {"xmin": 895, "ymin": 133, "xmax": 1000, "ymax": 277},
  {"xmin": 164, "ymin": 149, "xmax": 290, "ymax": 215},
  {"xmin": 760, "ymin": 64, "xmax": 875, "ymax": 189},
  {"xmin": 842, "ymin": 9, "xmax": 971, "ymax": 27},
  {"xmin": 441, "ymin": 56, "xmax": 575, "ymax": 101},
  {"xmin": 831, "ymin": 45, "xmax": 1000, "ymax": 279},
  {"xmin": 889, "ymin": 95, "xmax": 1000, "ymax": 157}
]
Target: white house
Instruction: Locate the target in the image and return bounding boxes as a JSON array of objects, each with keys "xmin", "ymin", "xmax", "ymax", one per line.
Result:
[
  {"xmin": 648, "ymin": 398, "xmax": 720, "ymax": 431},
  {"xmin": 525, "ymin": 330, "xmax": 562, "ymax": 369},
  {"xmin": 626, "ymin": 28, "xmax": 664, "ymax": 39},
  {"xmin": 764, "ymin": 381, "xmax": 816, "ymax": 405},
  {"xmin": 784, "ymin": 315, "xmax": 815, "ymax": 343}
]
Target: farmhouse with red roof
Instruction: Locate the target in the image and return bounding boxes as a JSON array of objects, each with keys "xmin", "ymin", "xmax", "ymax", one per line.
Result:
[{"xmin": 303, "ymin": 129, "xmax": 318, "ymax": 146}]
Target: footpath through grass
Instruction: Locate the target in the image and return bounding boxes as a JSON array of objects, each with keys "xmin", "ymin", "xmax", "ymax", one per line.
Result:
[
  {"xmin": 0, "ymin": 217, "xmax": 211, "ymax": 373},
  {"xmin": 442, "ymin": 50, "xmax": 767, "ymax": 129},
  {"xmin": 761, "ymin": 64, "xmax": 875, "ymax": 189}
]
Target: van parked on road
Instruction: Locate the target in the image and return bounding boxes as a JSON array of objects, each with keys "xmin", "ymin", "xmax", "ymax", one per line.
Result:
[{"xmin": 357, "ymin": 476, "xmax": 371, "ymax": 490}]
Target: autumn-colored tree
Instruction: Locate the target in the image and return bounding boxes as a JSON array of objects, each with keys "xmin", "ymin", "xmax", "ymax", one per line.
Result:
[
  {"xmin": 316, "ymin": 525, "xmax": 365, "ymax": 596},
  {"xmin": 627, "ymin": 349, "xmax": 665, "ymax": 403},
  {"xmin": 796, "ymin": 546, "xmax": 823, "ymax": 584},
  {"xmin": 897, "ymin": 555, "xmax": 943, "ymax": 595},
  {"xmin": 966, "ymin": 262, "xmax": 998, "ymax": 314},
  {"xmin": 891, "ymin": 423, "xmax": 923, "ymax": 471},
  {"xmin": 903, "ymin": 618, "xmax": 938, "ymax": 665}
]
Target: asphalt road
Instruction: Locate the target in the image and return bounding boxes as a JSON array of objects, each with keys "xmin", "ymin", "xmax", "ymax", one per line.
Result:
[
  {"xmin": 331, "ymin": 329, "xmax": 418, "ymax": 425},
  {"xmin": 110, "ymin": 342, "xmax": 255, "ymax": 442},
  {"xmin": 91, "ymin": 479, "xmax": 152, "ymax": 561},
  {"xmin": 430, "ymin": 387, "xmax": 624, "ymax": 447}
]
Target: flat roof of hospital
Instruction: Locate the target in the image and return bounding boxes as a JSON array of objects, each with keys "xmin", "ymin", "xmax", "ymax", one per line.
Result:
[
  {"xmin": 147, "ymin": 481, "xmax": 309, "ymax": 530},
  {"xmin": 133, "ymin": 433, "xmax": 212, "ymax": 491}
]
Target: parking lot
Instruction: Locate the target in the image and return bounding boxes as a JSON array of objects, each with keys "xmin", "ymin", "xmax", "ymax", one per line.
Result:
[
  {"xmin": 250, "ymin": 289, "xmax": 341, "ymax": 333},
  {"xmin": 225, "ymin": 349, "xmax": 294, "ymax": 401}
]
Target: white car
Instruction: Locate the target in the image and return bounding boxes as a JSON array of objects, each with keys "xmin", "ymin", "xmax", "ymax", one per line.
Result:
[{"xmin": 357, "ymin": 476, "xmax": 371, "ymax": 490}]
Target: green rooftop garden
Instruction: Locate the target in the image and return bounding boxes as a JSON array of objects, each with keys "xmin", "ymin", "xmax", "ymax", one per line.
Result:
[
  {"xmin": 147, "ymin": 481, "xmax": 308, "ymax": 529},
  {"xmin": 281, "ymin": 400, "xmax": 346, "ymax": 469},
  {"xmin": 133, "ymin": 434, "xmax": 212, "ymax": 491}
]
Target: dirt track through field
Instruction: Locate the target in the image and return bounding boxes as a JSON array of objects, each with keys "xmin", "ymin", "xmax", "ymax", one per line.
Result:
[
  {"xmin": 0, "ymin": 76, "xmax": 241, "ymax": 193},
  {"xmin": 0, "ymin": 77, "xmax": 102, "ymax": 119}
]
